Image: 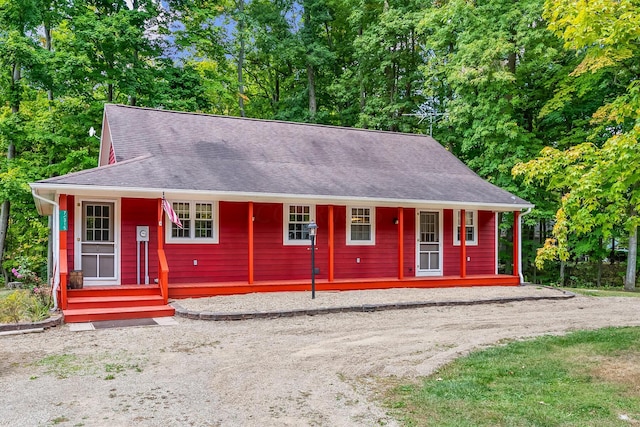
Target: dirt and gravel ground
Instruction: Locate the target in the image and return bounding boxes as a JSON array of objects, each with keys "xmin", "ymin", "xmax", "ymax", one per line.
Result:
[{"xmin": 1, "ymin": 286, "xmax": 639, "ymax": 427}]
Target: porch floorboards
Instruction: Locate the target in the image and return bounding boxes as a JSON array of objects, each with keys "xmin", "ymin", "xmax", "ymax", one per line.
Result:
[{"xmin": 168, "ymin": 274, "xmax": 520, "ymax": 299}]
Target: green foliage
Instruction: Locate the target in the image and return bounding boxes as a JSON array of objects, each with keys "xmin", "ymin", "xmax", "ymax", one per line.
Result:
[
  {"xmin": 513, "ymin": 0, "xmax": 640, "ymax": 289},
  {"xmin": 386, "ymin": 327, "xmax": 640, "ymax": 426},
  {"xmin": 0, "ymin": 290, "xmax": 30, "ymax": 323},
  {"xmin": 0, "ymin": 0, "xmax": 634, "ymax": 289},
  {"xmin": 0, "ymin": 284, "xmax": 51, "ymax": 323}
]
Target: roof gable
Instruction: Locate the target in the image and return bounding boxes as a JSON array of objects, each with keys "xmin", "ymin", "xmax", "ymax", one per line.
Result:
[{"xmin": 34, "ymin": 104, "xmax": 531, "ymax": 209}]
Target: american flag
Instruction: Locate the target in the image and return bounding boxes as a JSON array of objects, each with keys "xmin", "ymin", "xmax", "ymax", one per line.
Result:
[
  {"xmin": 108, "ymin": 144, "xmax": 116, "ymax": 164},
  {"xmin": 162, "ymin": 197, "xmax": 183, "ymax": 229}
]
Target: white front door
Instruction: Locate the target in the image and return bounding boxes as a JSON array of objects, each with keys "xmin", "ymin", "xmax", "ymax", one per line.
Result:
[
  {"xmin": 416, "ymin": 211, "xmax": 442, "ymax": 276},
  {"xmin": 75, "ymin": 200, "xmax": 119, "ymax": 285}
]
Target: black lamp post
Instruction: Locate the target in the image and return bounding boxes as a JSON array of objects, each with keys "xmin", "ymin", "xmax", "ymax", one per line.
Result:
[{"xmin": 308, "ymin": 220, "xmax": 318, "ymax": 299}]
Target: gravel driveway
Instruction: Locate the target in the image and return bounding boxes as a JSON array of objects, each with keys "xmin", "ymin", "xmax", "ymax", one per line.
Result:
[{"xmin": 1, "ymin": 286, "xmax": 639, "ymax": 427}]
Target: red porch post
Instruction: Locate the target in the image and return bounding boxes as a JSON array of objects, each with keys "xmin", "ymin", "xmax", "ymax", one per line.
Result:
[
  {"xmin": 328, "ymin": 205, "xmax": 335, "ymax": 282},
  {"xmin": 59, "ymin": 194, "xmax": 68, "ymax": 310},
  {"xmin": 513, "ymin": 210, "xmax": 520, "ymax": 279},
  {"xmin": 157, "ymin": 198, "xmax": 169, "ymax": 304},
  {"xmin": 398, "ymin": 207, "xmax": 404, "ymax": 280},
  {"xmin": 157, "ymin": 198, "xmax": 163, "ymax": 251},
  {"xmin": 460, "ymin": 209, "xmax": 467, "ymax": 278},
  {"xmin": 248, "ymin": 201, "xmax": 254, "ymax": 284}
]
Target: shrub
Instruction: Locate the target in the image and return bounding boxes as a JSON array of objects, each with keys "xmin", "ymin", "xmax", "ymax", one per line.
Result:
[
  {"xmin": 0, "ymin": 290, "xmax": 31, "ymax": 323},
  {"xmin": 0, "ymin": 286, "xmax": 53, "ymax": 323}
]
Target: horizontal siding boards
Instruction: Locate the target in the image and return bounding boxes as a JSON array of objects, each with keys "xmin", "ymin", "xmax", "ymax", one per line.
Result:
[
  {"xmin": 334, "ymin": 207, "xmax": 400, "ymax": 279},
  {"xmin": 120, "ymin": 198, "xmax": 159, "ymax": 284},
  {"xmin": 67, "ymin": 195, "xmax": 76, "ymax": 271},
  {"xmin": 253, "ymin": 203, "xmax": 329, "ymax": 281},
  {"xmin": 164, "ymin": 201, "xmax": 248, "ymax": 283},
  {"xmin": 469, "ymin": 210, "xmax": 496, "ymax": 275},
  {"xmin": 442, "ymin": 210, "xmax": 457, "ymax": 275},
  {"xmin": 116, "ymin": 199, "xmax": 497, "ymax": 285},
  {"xmin": 403, "ymin": 208, "xmax": 416, "ymax": 277},
  {"xmin": 443, "ymin": 209, "xmax": 496, "ymax": 276}
]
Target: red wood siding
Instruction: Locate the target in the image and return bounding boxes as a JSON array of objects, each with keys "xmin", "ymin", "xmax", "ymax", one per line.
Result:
[
  {"xmin": 333, "ymin": 207, "xmax": 410, "ymax": 279},
  {"xmin": 113, "ymin": 200, "xmax": 498, "ymax": 284},
  {"xmin": 443, "ymin": 210, "xmax": 495, "ymax": 275},
  {"xmin": 163, "ymin": 201, "xmax": 248, "ymax": 283},
  {"xmin": 67, "ymin": 195, "xmax": 75, "ymax": 271},
  {"xmin": 120, "ymin": 198, "xmax": 159, "ymax": 284},
  {"xmin": 403, "ymin": 208, "xmax": 416, "ymax": 278},
  {"xmin": 253, "ymin": 203, "xmax": 329, "ymax": 281}
]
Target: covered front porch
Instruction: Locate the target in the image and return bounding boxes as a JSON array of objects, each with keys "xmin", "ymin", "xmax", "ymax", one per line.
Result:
[
  {"xmin": 61, "ymin": 274, "xmax": 520, "ymax": 322},
  {"xmin": 52, "ymin": 196, "xmax": 526, "ymax": 322}
]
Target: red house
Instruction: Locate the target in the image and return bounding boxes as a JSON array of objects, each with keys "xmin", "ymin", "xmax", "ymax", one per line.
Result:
[{"xmin": 30, "ymin": 105, "xmax": 533, "ymax": 322}]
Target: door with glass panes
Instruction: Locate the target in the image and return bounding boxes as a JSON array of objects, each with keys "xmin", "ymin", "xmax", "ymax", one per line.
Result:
[
  {"xmin": 416, "ymin": 211, "xmax": 442, "ymax": 276},
  {"xmin": 75, "ymin": 201, "xmax": 118, "ymax": 284}
]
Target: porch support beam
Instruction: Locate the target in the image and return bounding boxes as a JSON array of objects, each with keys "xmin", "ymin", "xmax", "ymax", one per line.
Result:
[
  {"xmin": 460, "ymin": 209, "xmax": 467, "ymax": 278},
  {"xmin": 513, "ymin": 210, "xmax": 520, "ymax": 280},
  {"xmin": 60, "ymin": 194, "xmax": 68, "ymax": 310},
  {"xmin": 328, "ymin": 205, "xmax": 334, "ymax": 282},
  {"xmin": 398, "ymin": 207, "xmax": 404, "ymax": 280},
  {"xmin": 248, "ymin": 201, "xmax": 254, "ymax": 284},
  {"xmin": 157, "ymin": 198, "xmax": 163, "ymax": 251},
  {"xmin": 157, "ymin": 198, "xmax": 169, "ymax": 304}
]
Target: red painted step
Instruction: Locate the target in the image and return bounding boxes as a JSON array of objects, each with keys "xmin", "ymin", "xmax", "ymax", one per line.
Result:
[
  {"xmin": 63, "ymin": 305, "xmax": 175, "ymax": 323},
  {"xmin": 68, "ymin": 285, "xmax": 160, "ymax": 298},
  {"xmin": 66, "ymin": 294, "xmax": 165, "ymax": 310}
]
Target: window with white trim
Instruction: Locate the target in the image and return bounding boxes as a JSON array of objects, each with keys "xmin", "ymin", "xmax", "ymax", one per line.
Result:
[
  {"xmin": 284, "ymin": 204, "xmax": 314, "ymax": 245},
  {"xmin": 166, "ymin": 201, "xmax": 219, "ymax": 243},
  {"xmin": 347, "ymin": 207, "xmax": 375, "ymax": 245},
  {"xmin": 453, "ymin": 210, "xmax": 477, "ymax": 245}
]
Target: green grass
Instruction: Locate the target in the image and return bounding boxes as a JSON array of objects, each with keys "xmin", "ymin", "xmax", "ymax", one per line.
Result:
[
  {"xmin": 564, "ymin": 287, "xmax": 640, "ymax": 298},
  {"xmin": 385, "ymin": 327, "xmax": 640, "ymax": 426}
]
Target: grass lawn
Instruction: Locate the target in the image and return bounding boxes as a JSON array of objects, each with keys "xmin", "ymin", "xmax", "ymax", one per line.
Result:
[
  {"xmin": 564, "ymin": 287, "xmax": 640, "ymax": 298},
  {"xmin": 385, "ymin": 327, "xmax": 640, "ymax": 426},
  {"xmin": 0, "ymin": 288, "xmax": 12, "ymax": 298}
]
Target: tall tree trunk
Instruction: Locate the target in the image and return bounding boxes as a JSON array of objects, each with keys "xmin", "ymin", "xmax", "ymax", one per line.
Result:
[
  {"xmin": 358, "ymin": 27, "xmax": 365, "ymax": 114},
  {"xmin": 44, "ymin": 23, "xmax": 53, "ymax": 102},
  {"xmin": 237, "ymin": 0, "xmax": 246, "ymax": 117},
  {"xmin": 596, "ymin": 237, "xmax": 603, "ymax": 287},
  {"xmin": 625, "ymin": 225, "xmax": 637, "ymax": 291},
  {"xmin": 559, "ymin": 260, "xmax": 565, "ymax": 285},
  {"xmin": 129, "ymin": 48, "xmax": 138, "ymax": 106},
  {"xmin": 130, "ymin": 0, "xmax": 138, "ymax": 106},
  {"xmin": 0, "ymin": 64, "xmax": 20, "ymax": 281},
  {"xmin": 307, "ymin": 64, "xmax": 316, "ymax": 118}
]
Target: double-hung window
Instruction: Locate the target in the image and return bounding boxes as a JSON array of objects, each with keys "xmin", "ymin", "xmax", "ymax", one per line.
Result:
[
  {"xmin": 347, "ymin": 207, "xmax": 375, "ymax": 245},
  {"xmin": 166, "ymin": 201, "xmax": 219, "ymax": 243},
  {"xmin": 453, "ymin": 210, "xmax": 477, "ymax": 246},
  {"xmin": 284, "ymin": 204, "xmax": 315, "ymax": 245}
]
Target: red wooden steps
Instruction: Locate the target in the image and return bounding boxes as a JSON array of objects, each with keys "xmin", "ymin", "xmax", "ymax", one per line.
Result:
[
  {"xmin": 63, "ymin": 285, "xmax": 175, "ymax": 323},
  {"xmin": 63, "ymin": 305, "xmax": 175, "ymax": 323},
  {"xmin": 66, "ymin": 295, "xmax": 166, "ymax": 310}
]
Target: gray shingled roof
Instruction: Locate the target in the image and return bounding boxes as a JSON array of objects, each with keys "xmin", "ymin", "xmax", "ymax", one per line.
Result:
[{"xmin": 34, "ymin": 104, "xmax": 531, "ymax": 209}]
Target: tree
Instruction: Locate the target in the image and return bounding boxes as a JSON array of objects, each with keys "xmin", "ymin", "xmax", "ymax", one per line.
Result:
[
  {"xmin": 0, "ymin": 0, "xmax": 49, "ymax": 281},
  {"xmin": 514, "ymin": 0, "xmax": 640, "ymax": 290},
  {"xmin": 418, "ymin": 0, "xmax": 573, "ymax": 280},
  {"xmin": 348, "ymin": 0, "xmax": 424, "ymax": 131}
]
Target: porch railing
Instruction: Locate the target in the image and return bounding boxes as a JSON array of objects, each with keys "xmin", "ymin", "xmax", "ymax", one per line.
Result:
[
  {"xmin": 158, "ymin": 249, "xmax": 169, "ymax": 304},
  {"xmin": 60, "ymin": 249, "xmax": 68, "ymax": 310}
]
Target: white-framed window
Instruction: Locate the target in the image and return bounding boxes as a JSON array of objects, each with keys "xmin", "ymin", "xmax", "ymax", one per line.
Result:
[
  {"xmin": 347, "ymin": 206, "xmax": 375, "ymax": 245},
  {"xmin": 166, "ymin": 201, "xmax": 219, "ymax": 244},
  {"xmin": 284, "ymin": 204, "xmax": 315, "ymax": 245},
  {"xmin": 453, "ymin": 210, "xmax": 477, "ymax": 246}
]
